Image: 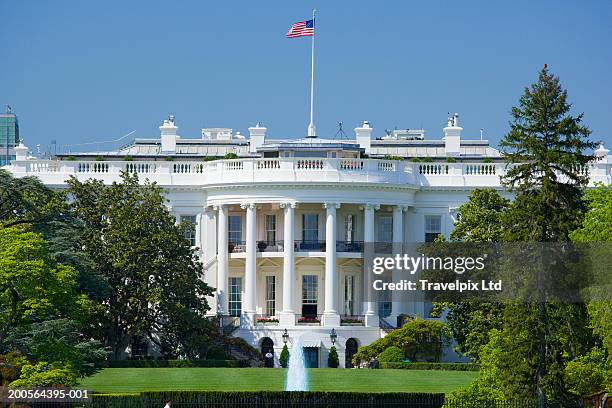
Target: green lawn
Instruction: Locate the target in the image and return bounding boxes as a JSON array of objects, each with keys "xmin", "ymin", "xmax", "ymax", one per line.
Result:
[{"xmin": 80, "ymin": 368, "xmax": 476, "ymax": 394}]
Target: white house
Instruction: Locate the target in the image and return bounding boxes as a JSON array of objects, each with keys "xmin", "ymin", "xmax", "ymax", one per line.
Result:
[{"xmin": 5, "ymin": 114, "xmax": 611, "ymax": 367}]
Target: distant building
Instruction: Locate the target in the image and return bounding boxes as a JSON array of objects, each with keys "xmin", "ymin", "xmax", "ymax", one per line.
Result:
[{"xmin": 0, "ymin": 105, "xmax": 20, "ymax": 166}]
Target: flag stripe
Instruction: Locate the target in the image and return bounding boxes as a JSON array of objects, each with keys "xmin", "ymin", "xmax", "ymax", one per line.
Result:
[{"xmin": 287, "ymin": 19, "xmax": 315, "ymax": 38}]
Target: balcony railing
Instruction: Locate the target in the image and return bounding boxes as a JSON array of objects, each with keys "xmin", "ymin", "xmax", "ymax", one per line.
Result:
[
  {"xmin": 295, "ymin": 240, "xmax": 326, "ymax": 252},
  {"xmin": 336, "ymin": 241, "xmax": 364, "ymax": 252},
  {"xmin": 228, "ymin": 241, "xmax": 246, "ymax": 253},
  {"xmin": 11, "ymin": 157, "xmax": 610, "ymax": 188},
  {"xmin": 257, "ymin": 240, "xmax": 283, "ymax": 252}
]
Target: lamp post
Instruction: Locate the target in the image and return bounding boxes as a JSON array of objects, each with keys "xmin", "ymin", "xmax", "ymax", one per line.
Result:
[
  {"xmin": 282, "ymin": 328, "xmax": 289, "ymax": 344},
  {"xmin": 330, "ymin": 328, "xmax": 337, "ymax": 346}
]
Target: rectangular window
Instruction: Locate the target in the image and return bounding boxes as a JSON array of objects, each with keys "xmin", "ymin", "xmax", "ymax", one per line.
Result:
[
  {"xmin": 344, "ymin": 275, "xmax": 354, "ymax": 315},
  {"xmin": 265, "ymin": 275, "xmax": 276, "ymax": 317},
  {"xmin": 378, "ymin": 215, "xmax": 393, "ymax": 242},
  {"xmin": 425, "ymin": 215, "xmax": 442, "ymax": 243},
  {"xmin": 345, "ymin": 214, "xmax": 355, "ymax": 242},
  {"xmin": 180, "ymin": 215, "xmax": 197, "ymax": 247},
  {"xmin": 228, "ymin": 215, "xmax": 242, "ymax": 244},
  {"xmin": 265, "ymin": 215, "xmax": 276, "ymax": 244},
  {"xmin": 302, "ymin": 214, "xmax": 319, "ymax": 242},
  {"xmin": 302, "ymin": 275, "xmax": 318, "ymax": 304},
  {"xmin": 229, "ymin": 277, "xmax": 242, "ymax": 317}
]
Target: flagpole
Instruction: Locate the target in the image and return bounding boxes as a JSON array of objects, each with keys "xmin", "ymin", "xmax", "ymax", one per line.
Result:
[{"xmin": 307, "ymin": 9, "xmax": 316, "ymax": 137}]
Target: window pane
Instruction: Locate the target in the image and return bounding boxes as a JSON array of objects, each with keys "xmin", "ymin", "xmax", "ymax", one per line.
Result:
[
  {"xmin": 302, "ymin": 214, "xmax": 318, "ymax": 241},
  {"xmin": 345, "ymin": 214, "xmax": 355, "ymax": 242},
  {"xmin": 302, "ymin": 275, "xmax": 318, "ymax": 304},
  {"xmin": 180, "ymin": 215, "xmax": 197, "ymax": 247},
  {"xmin": 265, "ymin": 275, "xmax": 276, "ymax": 316},
  {"xmin": 229, "ymin": 277, "xmax": 242, "ymax": 317},
  {"xmin": 378, "ymin": 216, "xmax": 393, "ymax": 242},
  {"xmin": 265, "ymin": 215, "xmax": 276, "ymax": 244},
  {"xmin": 425, "ymin": 215, "xmax": 442, "ymax": 242},
  {"xmin": 228, "ymin": 215, "xmax": 242, "ymax": 243},
  {"xmin": 344, "ymin": 275, "xmax": 354, "ymax": 315}
]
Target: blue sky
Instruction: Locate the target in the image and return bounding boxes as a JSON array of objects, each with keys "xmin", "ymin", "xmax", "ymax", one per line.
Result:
[{"xmin": 3, "ymin": 1, "xmax": 611, "ymax": 153}]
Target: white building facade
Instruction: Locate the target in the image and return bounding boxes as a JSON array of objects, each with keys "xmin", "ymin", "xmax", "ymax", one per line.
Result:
[{"xmin": 5, "ymin": 115, "xmax": 611, "ymax": 368}]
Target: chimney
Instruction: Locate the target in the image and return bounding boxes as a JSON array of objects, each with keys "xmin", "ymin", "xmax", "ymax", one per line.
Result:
[
  {"xmin": 355, "ymin": 121, "xmax": 373, "ymax": 154},
  {"xmin": 443, "ymin": 113, "xmax": 462, "ymax": 157},
  {"xmin": 248, "ymin": 122, "xmax": 267, "ymax": 153},
  {"xmin": 160, "ymin": 115, "xmax": 178, "ymax": 153},
  {"xmin": 14, "ymin": 142, "xmax": 28, "ymax": 161}
]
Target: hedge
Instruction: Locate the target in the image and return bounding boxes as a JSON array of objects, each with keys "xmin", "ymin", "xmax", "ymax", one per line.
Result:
[
  {"xmin": 380, "ymin": 362, "xmax": 480, "ymax": 371},
  {"xmin": 104, "ymin": 359, "xmax": 249, "ymax": 368},
  {"xmin": 87, "ymin": 392, "xmax": 445, "ymax": 407},
  {"xmin": 140, "ymin": 391, "xmax": 445, "ymax": 408}
]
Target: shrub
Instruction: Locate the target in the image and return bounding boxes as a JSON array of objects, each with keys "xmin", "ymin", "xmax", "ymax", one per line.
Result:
[
  {"xmin": 203, "ymin": 156, "xmax": 217, "ymax": 161},
  {"xmin": 378, "ymin": 346, "xmax": 405, "ymax": 363},
  {"xmin": 445, "ymin": 157, "xmax": 456, "ymax": 163},
  {"xmin": 352, "ymin": 318, "xmax": 451, "ymax": 366},
  {"xmin": 482, "ymin": 157, "xmax": 493, "ymax": 163},
  {"xmin": 104, "ymin": 359, "xmax": 249, "ymax": 368},
  {"xmin": 328, "ymin": 346, "xmax": 339, "ymax": 368},
  {"xmin": 224, "ymin": 152, "xmax": 239, "ymax": 160},
  {"xmin": 65, "ymin": 155, "xmax": 76, "ymax": 161},
  {"xmin": 123, "ymin": 155, "xmax": 133, "ymax": 161},
  {"xmin": 9, "ymin": 362, "xmax": 78, "ymax": 387},
  {"xmin": 383, "ymin": 155, "xmax": 404, "ymax": 161},
  {"xmin": 380, "ymin": 362, "xmax": 480, "ymax": 371},
  {"xmin": 164, "ymin": 156, "xmax": 174, "ymax": 161},
  {"xmin": 279, "ymin": 345, "xmax": 290, "ymax": 368},
  {"xmin": 95, "ymin": 155, "xmax": 105, "ymax": 161}
]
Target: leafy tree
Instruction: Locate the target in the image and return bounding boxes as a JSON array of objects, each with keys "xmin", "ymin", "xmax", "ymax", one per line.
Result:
[
  {"xmin": 0, "ymin": 227, "xmax": 90, "ymax": 347},
  {"xmin": 279, "ymin": 344, "xmax": 290, "ymax": 368},
  {"xmin": 9, "ymin": 362, "xmax": 77, "ymax": 388},
  {"xmin": 10, "ymin": 319, "xmax": 107, "ymax": 378},
  {"xmin": 66, "ymin": 173, "xmax": 214, "ymax": 358},
  {"xmin": 496, "ymin": 67, "xmax": 596, "ymax": 405},
  {"xmin": 563, "ymin": 347, "xmax": 611, "ymax": 397},
  {"xmin": 569, "ymin": 183, "xmax": 612, "ymax": 243},
  {"xmin": 441, "ymin": 189, "xmax": 509, "ymax": 361},
  {"xmin": 327, "ymin": 346, "xmax": 339, "ymax": 368},
  {"xmin": 377, "ymin": 346, "xmax": 404, "ymax": 363},
  {"xmin": 449, "ymin": 188, "xmax": 510, "ymax": 243},
  {"xmin": 0, "ymin": 169, "xmax": 63, "ymax": 229}
]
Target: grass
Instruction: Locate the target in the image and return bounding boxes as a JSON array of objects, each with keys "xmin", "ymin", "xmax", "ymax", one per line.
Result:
[{"xmin": 80, "ymin": 368, "xmax": 477, "ymax": 394}]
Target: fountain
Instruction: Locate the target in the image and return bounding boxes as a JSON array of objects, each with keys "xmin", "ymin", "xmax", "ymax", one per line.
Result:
[{"xmin": 285, "ymin": 335, "xmax": 309, "ymax": 391}]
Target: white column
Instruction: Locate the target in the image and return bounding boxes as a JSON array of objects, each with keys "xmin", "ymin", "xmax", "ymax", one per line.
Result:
[
  {"xmin": 390, "ymin": 205, "xmax": 407, "ymax": 326},
  {"xmin": 363, "ymin": 203, "xmax": 379, "ymax": 327},
  {"xmin": 279, "ymin": 202, "xmax": 296, "ymax": 326},
  {"xmin": 216, "ymin": 205, "xmax": 228, "ymax": 315},
  {"xmin": 323, "ymin": 202, "xmax": 340, "ymax": 326},
  {"xmin": 241, "ymin": 203, "xmax": 257, "ymax": 326}
]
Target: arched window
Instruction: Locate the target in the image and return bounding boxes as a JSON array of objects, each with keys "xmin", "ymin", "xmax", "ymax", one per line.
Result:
[
  {"xmin": 261, "ymin": 337, "xmax": 274, "ymax": 368},
  {"xmin": 345, "ymin": 338, "xmax": 359, "ymax": 368}
]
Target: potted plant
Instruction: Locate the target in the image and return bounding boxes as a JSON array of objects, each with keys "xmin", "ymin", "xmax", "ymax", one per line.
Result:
[{"xmin": 257, "ymin": 241, "xmax": 268, "ymax": 252}]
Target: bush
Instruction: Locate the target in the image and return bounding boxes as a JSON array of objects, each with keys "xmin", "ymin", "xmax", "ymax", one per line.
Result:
[
  {"xmin": 383, "ymin": 155, "xmax": 404, "ymax": 161},
  {"xmin": 378, "ymin": 346, "xmax": 405, "ymax": 363},
  {"xmin": 9, "ymin": 362, "xmax": 77, "ymax": 387},
  {"xmin": 203, "ymin": 156, "xmax": 217, "ymax": 161},
  {"xmin": 104, "ymin": 359, "xmax": 249, "ymax": 368},
  {"xmin": 224, "ymin": 152, "xmax": 239, "ymax": 160},
  {"xmin": 279, "ymin": 345, "xmax": 290, "ymax": 368},
  {"xmin": 353, "ymin": 318, "xmax": 451, "ymax": 366},
  {"xmin": 328, "ymin": 346, "xmax": 339, "ymax": 368},
  {"xmin": 123, "ymin": 155, "xmax": 133, "ymax": 161},
  {"xmin": 445, "ymin": 157, "xmax": 456, "ymax": 163},
  {"xmin": 95, "ymin": 155, "xmax": 105, "ymax": 161},
  {"xmin": 380, "ymin": 362, "xmax": 480, "ymax": 371}
]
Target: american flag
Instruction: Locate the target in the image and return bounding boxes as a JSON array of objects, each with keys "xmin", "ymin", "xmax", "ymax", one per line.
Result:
[{"xmin": 287, "ymin": 19, "xmax": 315, "ymax": 38}]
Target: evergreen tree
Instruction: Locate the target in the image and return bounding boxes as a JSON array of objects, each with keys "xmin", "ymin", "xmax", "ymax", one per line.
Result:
[
  {"xmin": 279, "ymin": 344, "xmax": 290, "ymax": 368},
  {"xmin": 498, "ymin": 67, "xmax": 596, "ymax": 405},
  {"xmin": 327, "ymin": 346, "xmax": 339, "ymax": 368}
]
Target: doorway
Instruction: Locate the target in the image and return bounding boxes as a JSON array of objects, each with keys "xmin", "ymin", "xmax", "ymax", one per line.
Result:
[{"xmin": 303, "ymin": 347, "xmax": 319, "ymax": 368}]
